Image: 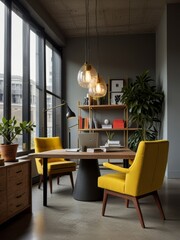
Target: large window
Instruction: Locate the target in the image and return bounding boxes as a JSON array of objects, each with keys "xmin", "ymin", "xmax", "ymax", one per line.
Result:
[
  {"xmin": 46, "ymin": 43, "xmax": 62, "ymax": 137},
  {"xmin": 30, "ymin": 30, "xmax": 39, "ymax": 148},
  {"xmin": 11, "ymin": 11, "xmax": 23, "ymax": 146},
  {"xmin": 46, "ymin": 44, "xmax": 53, "ymax": 136},
  {"xmin": 0, "ymin": 0, "xmax": 63, "ymax": 152}
]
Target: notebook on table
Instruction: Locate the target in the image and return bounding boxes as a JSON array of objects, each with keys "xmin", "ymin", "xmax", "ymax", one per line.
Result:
[{"xmin": 78, "ymin": 132, "xmax": 99, "ymax": 151}]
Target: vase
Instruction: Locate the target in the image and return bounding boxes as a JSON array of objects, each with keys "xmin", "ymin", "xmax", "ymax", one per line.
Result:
[{"xmin": 0, "ymin": 144, "xmax": 18, "ymax": 162}]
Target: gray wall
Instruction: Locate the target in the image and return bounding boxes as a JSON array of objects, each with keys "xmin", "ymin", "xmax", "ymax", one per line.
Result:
[
  {"xmin": 64, "ymin": 9, "xmax": 180, "ymax": 178},
  {"xmin": 156, "ymin": 3, "xmax": 180, "ymax": 178},
  {"xmin": 64, "ymin": 34, "xmax": 155, "ymax": 148}
]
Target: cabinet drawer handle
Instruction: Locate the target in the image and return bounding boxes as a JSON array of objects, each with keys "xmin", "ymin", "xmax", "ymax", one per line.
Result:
[
  {"xmin": 16, "ymin": 204, "xmax": 22, "ymax": 208},
  {"xmin": 16, "ymin": 170, "xmax": 22, "ymax": 173},
  {"xmin": 16, "ymin": 195, "xmax": 22, "ymax": 199},
  {"xmin": 16, "ymin": 182, "xmax": 22, "ymax": 185}
]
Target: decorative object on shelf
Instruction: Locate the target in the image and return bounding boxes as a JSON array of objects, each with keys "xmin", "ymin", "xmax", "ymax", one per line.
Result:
[
  {"xmin": 77, "ymin": 0, "xmax": 98, "ymax": 88},
  {"xmin": 102, "ymin": 118, "xmax": 112, "ymax": 129},
  {"xmin": 121, "ymin": 70, "xmax": 164, "ymax": 151},
  {"xmin": 83, "ymin": 94, "xmax": 89, "ymax": 105},
  {"xmin": 113, "ymin": 119, "xmax": 125, "ymax": 128},
  {"xmin": 104, "ymin": 119, "xmax": 109, "ymax": 125},
  {"xmin": 93, "ymin": 117, "xmax": 98, "ymax": 129},
  {"xmin": 0, "ymin": 116, "xmax": 35, "ymax": 161},
  {"xmin": 108, "ymin": 79, "xmax": 124, "ymax": 105},
  {"xmin": 106, "ymin": 131, "xmax": 115, "ymax": 141}
]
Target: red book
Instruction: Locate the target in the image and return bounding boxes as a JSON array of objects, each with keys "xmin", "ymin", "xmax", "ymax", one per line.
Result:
[{"xmin": 78, "ymin": 116, "xmax": 83, "ymax": 129}]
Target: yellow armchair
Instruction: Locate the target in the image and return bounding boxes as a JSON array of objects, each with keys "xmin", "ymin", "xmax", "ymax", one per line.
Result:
[
  {"xmin": 98, "ymin": 140, "xmax": 169, "ymax": 228},
  {"xmin": 34, "ymin": 137, "xmax": 76, "ymax": 194}
]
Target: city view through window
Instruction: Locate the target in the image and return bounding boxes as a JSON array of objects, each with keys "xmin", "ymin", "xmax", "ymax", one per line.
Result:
[{"xmin": 0, "ymin": 2, "xmax": 57, "ymax": 150}]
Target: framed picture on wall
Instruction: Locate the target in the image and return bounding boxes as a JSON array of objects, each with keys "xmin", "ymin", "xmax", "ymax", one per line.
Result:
[
  {"xmin": 108, "ymin": 79, "xmax": 124, "ymax": 105},
  {"xmin": 110, "ymin": 92, "xmax": 123, "ymax": 105},
  {"xmin": 110, "ymin": 79, "xmax": 124, "ymax": 92}
]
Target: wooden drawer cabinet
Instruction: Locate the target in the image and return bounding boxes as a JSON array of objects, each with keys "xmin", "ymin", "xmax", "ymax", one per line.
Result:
[
  {"xmin": 0, "ymin": 160, "xmax": 31, "ymax": 225},
  {"xmin": 0, "ymin": 168, "xmax": 7, "ymax": 223}
]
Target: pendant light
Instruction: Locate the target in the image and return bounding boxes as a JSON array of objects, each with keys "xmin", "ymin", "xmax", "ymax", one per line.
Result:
[
  {"xmin": 77, "ymin": 0, "xmax": 98, "ymax": 88},
  {"xmin": 89, "ymin": 75, "xmax": 107, "ymax": 98},
  {"xmin": 88, "ymin": 0, "xmax": 107, "ymax": 98}
]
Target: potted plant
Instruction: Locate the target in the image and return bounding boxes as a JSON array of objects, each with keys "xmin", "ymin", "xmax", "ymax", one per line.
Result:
[
  {"xmin": 0, "ymin": 116, "xmax": 35, "ymax": 161},
  {"xmin": 121, "ymin": 70, "xmax": 164, "ymax": 151}
]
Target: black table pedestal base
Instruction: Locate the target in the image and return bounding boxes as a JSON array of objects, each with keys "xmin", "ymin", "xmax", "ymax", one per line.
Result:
[{"xmin": 73, "ymin": 159, "xmax": 103, "ymax": 201}]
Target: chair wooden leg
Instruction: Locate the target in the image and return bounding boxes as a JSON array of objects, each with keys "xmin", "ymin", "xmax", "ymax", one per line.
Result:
[
  {"xmin": 132, "ymin": 197, "xmax": 145, "ymax": 228},
  {"xmin": 70, "ymin": 173, "xmax": 74, "ymax": 190},
  {"xmin": 153, "ymin": 191, "xmax": 165, "ymax": 220},
  {"xmin": 38, "ymin": 175, "xmax": 43, "ymax": 189},
  {"xmin": 57, "ymin": 176, "xmax": 60, "ymax": 185},
  {"xmin": 49, "ymin": 175, "xmax": 53, "ymax": 194},
  {"xmin": 125, "ymin": 199, "xmax": 129, "ymax": 208},
  {"xmin": 102, "ymin": 190, "xmax": 108, "ymax": 216}
]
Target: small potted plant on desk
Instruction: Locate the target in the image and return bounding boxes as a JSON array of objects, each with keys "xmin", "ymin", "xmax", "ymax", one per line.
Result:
[{"xmin": 0, "ymin": 116, "xmax": 35, "ymax": 162}]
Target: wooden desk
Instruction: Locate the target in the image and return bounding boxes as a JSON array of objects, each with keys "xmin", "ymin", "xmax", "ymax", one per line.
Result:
[{"xmin": 29, "ymin": 149, "xmax": 135, "ymax": 206}]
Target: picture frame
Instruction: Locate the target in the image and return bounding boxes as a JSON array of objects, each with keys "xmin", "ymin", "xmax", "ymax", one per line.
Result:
[
  {"xmin": 110, "ymin": 79, "xmax": 124, "ymax": 92},
  {"xmin": 108, "ymin": 79, "xmax": 124, "ymax": 105},
  {"xmin": 110, "ymin": 92, "xmax": 123, "ymax": 105}
]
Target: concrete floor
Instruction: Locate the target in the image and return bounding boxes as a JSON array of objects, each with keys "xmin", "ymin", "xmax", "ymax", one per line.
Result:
[{"xmin": 0, "ymin": 169, "xmax": 180, "ymax": 240}]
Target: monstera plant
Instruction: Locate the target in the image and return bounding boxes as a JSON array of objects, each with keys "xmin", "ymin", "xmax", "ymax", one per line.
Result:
[{"xmin": 121, "ymin": 70, "xmax": 164, "ymax": 151}]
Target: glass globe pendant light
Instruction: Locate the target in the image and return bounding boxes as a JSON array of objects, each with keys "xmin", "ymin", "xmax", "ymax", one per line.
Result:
[
  {"xmin": 88, "ymin": 74, "xmax": 107, "ymax": 98},
  {"xmin": 77, "ymin": 62, "xmax": 98, "ymax": 88},
  {"xmin": 77, "ymin": 0, "xmax": 98, "ymax": 88}
]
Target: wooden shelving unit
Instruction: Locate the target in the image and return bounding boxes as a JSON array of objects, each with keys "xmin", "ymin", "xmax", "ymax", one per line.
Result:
[{"xmin": 78, "ymin": 103, "xmax": 138, "ymax": 148}]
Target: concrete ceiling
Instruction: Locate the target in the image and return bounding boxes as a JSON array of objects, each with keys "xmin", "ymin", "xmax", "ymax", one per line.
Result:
[{"xmin": 31, "ymin": 0, "xmax": 180, "ymax": 38}]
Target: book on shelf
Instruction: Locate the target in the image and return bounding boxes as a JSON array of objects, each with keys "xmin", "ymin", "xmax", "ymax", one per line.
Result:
[
  {"xmin": 78, "ymin": 116, "xmax": 89, "ymax": 129},
  {"xmin": 84, "ymin": 117, "xmax": 89, "ymax": 129},
  {"xmin": 101, "ymin": 124, "xmax": 112, "ymax": 129},
  {"xmin": 78, "ymin": 116, "xmax": 83, "ymax": 129}
]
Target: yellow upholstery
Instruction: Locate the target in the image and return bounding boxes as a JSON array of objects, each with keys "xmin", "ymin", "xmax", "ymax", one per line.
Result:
[
  {"xmin": 34, "ymin": 137, "xmax": 76, "ymax": 193},
  {"xmin": 98, "ymin": 140, "xmax": 169, "ymax": 228}
]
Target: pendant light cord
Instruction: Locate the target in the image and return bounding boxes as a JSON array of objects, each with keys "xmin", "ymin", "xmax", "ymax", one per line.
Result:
[
  {"xmin": 95, "ymin": 0, "xmax": 99, "ymax": 72},
  {"xmin": 85, "ymin": 0, "xmax": 90, "ymax": 63}
]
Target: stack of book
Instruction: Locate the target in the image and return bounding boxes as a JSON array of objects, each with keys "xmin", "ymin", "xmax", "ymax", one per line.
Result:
[
  {"xmin": 100, "ymin": 140, "xmax": 123, "ymax": 152},
  {"xmin": 105, "ymin": 140, "xmax": 121, "ymax": 147}
]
